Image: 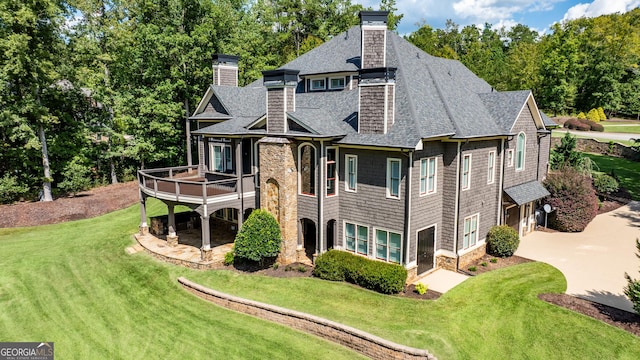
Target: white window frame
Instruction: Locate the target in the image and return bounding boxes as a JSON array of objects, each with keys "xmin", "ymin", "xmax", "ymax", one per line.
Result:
[
  {"xmin": 298, "ymin": 142, "xmax": 317, "ymax": 197},
  {"xmin": 462, "ymin": 213, "xmax": 479, "ymax": 250},
  {"xmin": 516, "ymin": 132, "xmax": 526, "ymax": 171},
  {"xmin": 210, "ymin": 143, "xmax": 232, "ymax": 173},
  {"xmin": 487, "ymin": 151, "xmax": 496, "ymax": 184},
  {"xmin": 326, "ymin": 147, "xmax": 338, "ymax": 197},
  {"xmin": 419, "ymin": 157, "xmax": 437, "ymax": 196},
  {"xmin": 386, "ymin": 158, "xmax": 401, "ymax": 199},
  {"xmin": 310, "ymin": 78, "xmax": 326, "ymax": 91},
  {"xmin": 329, "ymin": 77, "xmax": 345, "ymax": 89},
  {"xmin": 507, "ymin": 149, "xmax": 514, "ymax": 167},
  {"xmin": 461, "ymin": 154, "xmax": 471, "ymax": 190},
  {"xmin": 344, "ymin": 221, "xmax": 369, "ymax": 256},
  {"xmin": 374, "ymin": 228, "xmax": 402, "ymax": 264},
  {"xmin": 345, "ymin": 154, "xmax": 357, "ymax": 192}
]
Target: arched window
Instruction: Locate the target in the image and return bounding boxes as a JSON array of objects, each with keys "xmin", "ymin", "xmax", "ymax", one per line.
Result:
[
  {"xmin": 516, "ymin": 132, "xmax": 525, "ymax": 171},
  {"xmin": 299, "ymin": 144, "xmax": 316, "ymax": 196}
]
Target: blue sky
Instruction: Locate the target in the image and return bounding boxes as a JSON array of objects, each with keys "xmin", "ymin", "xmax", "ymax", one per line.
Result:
[{"xmin": 353, "ymin": 0, "xmax": 640, "ymax": 35}]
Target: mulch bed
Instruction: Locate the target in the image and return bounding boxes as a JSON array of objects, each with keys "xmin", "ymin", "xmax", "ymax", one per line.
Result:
[
  {"xmin": 231, "ymin": 261, "xmax": 314, "ymax": 278},
  {"xmin": 0, "ymin": 181, "xmax": 139, "ymax": 228},
  {"xmin": 459, "ymin": 254, "xmax": 533, "ymax": 276},
  {"xmin": 540, "ymin": 294, "xmax": 640, "ymax": 337},
  {"xmin": 398, "ymin": 285, "xmax": 442, "ymax": 300}
]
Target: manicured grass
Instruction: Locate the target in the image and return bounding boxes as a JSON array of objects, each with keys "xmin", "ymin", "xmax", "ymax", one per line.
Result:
[
  {"xmin": 0, "ymin": 202, "xmax": 364, "ymax": 360},
  {"xmin": 2, "ymin": 200, "xmax": 640, "ymax": 359},
  {"xmin": 602, "ymin": 123, "xmax": 640, "ymax": 134},
  {"xmin": 585, "ymin": 153, "xmax": 640, "ymax": 200}
]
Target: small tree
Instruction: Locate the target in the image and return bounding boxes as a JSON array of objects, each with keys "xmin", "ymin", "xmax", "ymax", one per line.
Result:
[
  {"xmin": 0, "ymin": 174, "xmax": 30, "ymax": 204},
  {"xmin": 597, "ymin": 107, "xmax": 607, "ymax": 121},
  {"xmin": 550, "ymin": 132, "xmax": 584, "ymax": 170},
  {"xmin": 58, "ymin": 156, "xmax": 92, "ymax": 197},
  {"xmin": 544, "ymin": 167, "xmax": 598, "ymax": 232},
  {"xmin": 624, "ymin": 239, "xmax": 640, "ymax": 314},
  {"xmin": 234, "ymin": 209, "xmax": 281, "ymax": 266}
]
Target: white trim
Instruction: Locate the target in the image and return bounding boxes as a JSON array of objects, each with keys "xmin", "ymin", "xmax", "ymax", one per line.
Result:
[
  {"xmin": 507, "ymin": 148, "xmax": 514, "ymax": 167},
  {"xmin": 298, "ymin": 142, "xmax": 317, "ymax": 197},
  {"xmin": 516, "ymin": 132, "xmax": 526, "ymax": 171},
  {"xmin": 461, "ymin": 153, "xmax": 472, "ymax": 191},
  {"xmin": 453, "ymin": 142, "xmax": 461, "ymax": 256},
  {"xmin": 487, "ymin": 150, "xmax": 496, "ymax": 185},
  {"xmin": 329, "ymin": 77, "xmax": 346, "ymax": 90},
  {"xmin": 310, "ymin": 78, "xmax": 326, "ymax": 91},
  {"xmin": 345, "ymin": 154, "xmax": 358, "ymax": 192},
  {"xmin": 325, "ymin": 146, "xmax": 338, "ymax": 197},
  {"xmin": 405, "ymin": 151, "xmax": 412, "ymax": 266},
  {"xmin": 461, "ymin": 213, "xmax": 480, "ymax": 250},
  {"xmin": 343, "ymin": 220, "xmax": 369, "ymax": 256},
  {"xmin": 415, "ymin": 224, "xmax": 437, "ymax": 274},
  {"xmin": 386, "ymin": 158, "xmax": 401, "ymax": 199},
  {"xmin": 458, "ymin": 238, "xmax": 486, "ymax": 257},
  {"xmin": 419, "ymin": 157, "xmax": 437, "ymax": 196},
  {"xmin": 319, "ymin": 141, "xmax": 325, "ymax": 253},
  {"xmin": 373, "ymin": 227, "xmax": 403, "ymax": 264},
  {"xmin": 497, "ymin": 139, "xmax": 505, "ymax": 225},
  {"xmin": 383, "ymin": 84, "xmax": 389, "ymax": 134},
  {"xmin": 283, "ymin": 87, "xmax": 289, "ymax": 132}
]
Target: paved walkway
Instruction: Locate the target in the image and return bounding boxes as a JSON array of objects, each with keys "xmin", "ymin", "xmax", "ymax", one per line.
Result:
[
  {"xmin": 414, "ymin": 269, "xmax": 469, "ymax": 294},
  {"xmin": 554, "ymin": 129, "xmax": 639, "ymax": 142},
  {"xmin": 516, "ymin": 202, "xmax": 640, "ymax": 313}
]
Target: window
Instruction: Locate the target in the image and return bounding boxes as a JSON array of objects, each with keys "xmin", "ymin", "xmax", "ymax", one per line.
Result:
[
  {"xmin": 487, "ymin": 151, "xmax": 495, "ymax": 184},
  {"xmin": 463, "ymin": 214, "xmax": 479, "ymax": 249},
  {"xmin": 461, "ymin": 154, "xmax": 471, "ymax": 190},
  {"xmin": 210, "ymin": 144, "xmax": 232, "ymax": 172},
  {"xmin": 345, "ymin": 154, "xmax": 357, "ymax": 192},
  {"xmin": 507, "ymin": 149, "xmax": 514, "ymax": 167},
  {"xmin": 420, "ymin": 157, "xmax": 437, "ymax": 195},
  {"xmin": 299, "ymin": 144, "xmax": 316, "ymax": 196},
  {"xmin": 387, "ymin": 158, "xmax": 401, "ymax": 198},
  {"xmin": 516, "ymin": 132, "xmax": 525, "ymax": 171},
  {"xmin": 375, "ymin": 229, "xmax": 402, "ymax": 264},
  {"xmin": 326, "ymin": 147, "xmax": 337, "ymax": 196},
  {"xmin": 345, "ymin": 222, "xmax": 368, "ymax": 255},
  {"xmin": 310, "ymin": 79, "xmax": 325, "ymax": 91},
  {"xmin": 329, "ymin": 77, "xmax": 345, "ymax": 89}
]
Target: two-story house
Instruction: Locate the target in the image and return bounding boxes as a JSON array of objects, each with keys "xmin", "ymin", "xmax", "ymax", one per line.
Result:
[{"xmin": 137, "ymin": 11, "xmax": 554, "ymax": 280}]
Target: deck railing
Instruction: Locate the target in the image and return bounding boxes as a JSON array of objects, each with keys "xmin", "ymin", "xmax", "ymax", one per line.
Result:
[{"xmin": 138, "ymin": 166, "xmax": 255, "ymax": 204}]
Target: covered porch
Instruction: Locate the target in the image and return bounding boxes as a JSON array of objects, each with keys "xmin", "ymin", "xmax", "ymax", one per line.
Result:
[{"xmin": 503, "ymin": 180, "xmax": 551, "ymax": 237}]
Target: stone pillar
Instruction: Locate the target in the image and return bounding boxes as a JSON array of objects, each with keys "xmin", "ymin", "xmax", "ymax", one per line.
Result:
[
  {"xmin": 258, "ymin": 137, "xmax": 298, "ymax": 264},
  {"xmin": 139, "ymin": 195, "xmax": 149, "ymax": 235},
  {"xmin": 167, "ymin": 203, "xmax": 178, "ymax": 247},
  {"xmin": 201, "ymin": 215, "xmax": 212, "ymax": 261}
]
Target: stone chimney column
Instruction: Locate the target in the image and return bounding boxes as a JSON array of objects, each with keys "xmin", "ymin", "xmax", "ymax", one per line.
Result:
[
  {"xmin": 359, "ymin": 11, "xmax": 389, "ymax": 69},
  {"xmin": 212, "ymin": 54, "xmax": 239, "ymax": 87},
  {"xmin": 262, "ymin": 69, "xmax": 300, "ymax": 134},
  {"xmin": 358, "ymin": 67, "xmax": 396, "ymax": 134}
]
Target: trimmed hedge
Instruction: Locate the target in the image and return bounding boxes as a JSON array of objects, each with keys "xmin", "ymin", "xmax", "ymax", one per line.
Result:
[
  {"xmin": 486, "ymin": 225, "xmax": 520, "ymax": 257},
  {"xmin": 544, "ymin": 168, "xmax": 598, "ymax": 232},
  {"xmin": 234, "ymin": 209, "xmax": 281, "ymax": 264},
  {"xmin": 313, "ymin": 250, "xmax": 407, "ymax": 294}
]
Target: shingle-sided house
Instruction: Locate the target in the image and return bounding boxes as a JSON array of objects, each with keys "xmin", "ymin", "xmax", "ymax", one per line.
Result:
[{"xmin": 137, "ymin": 11, "xmax": 554, "ymax": 280}]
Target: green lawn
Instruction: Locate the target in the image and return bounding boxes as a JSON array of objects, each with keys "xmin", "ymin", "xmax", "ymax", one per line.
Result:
[
  {"xmin": 585, "ymin": 153, "xmax": 640, "ymax": 200},
  {"xmin": 551, "ymin": 129, "xmax": 637, "ymax": 146},
  {"xmin": 602, "ymin": 123, "xmax": 640, "ymax": 134},
  {"xmin": 2, "ymin": 200, "xmax": 640, "ymax": 359}
]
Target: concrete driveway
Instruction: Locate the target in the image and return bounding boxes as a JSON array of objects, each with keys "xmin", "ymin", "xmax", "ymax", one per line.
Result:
[{"xmin": 516, "ymin": 202, "xmax": 640, "ymax": 313}]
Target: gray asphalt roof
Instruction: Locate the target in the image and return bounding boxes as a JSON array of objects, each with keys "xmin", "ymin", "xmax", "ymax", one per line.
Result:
[
  {"xmin": 194, "ymin": 25, "xmax": 541, "ymax": 146},
  {"xmin": 504, "ymin": 180, "xmax": 550, "ymax": 206}
]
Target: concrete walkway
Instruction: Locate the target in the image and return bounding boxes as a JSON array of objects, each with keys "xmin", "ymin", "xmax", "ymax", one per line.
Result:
[
  {"xmin": 414, "ymin": 269, "xmax": 469, "ymax": 294},
  {"xmin": 516, "ymin": 202, "xmax": 640, "ymax": 313},
  {"xmin": 554, "ymin": 129, "xmax": 639, "ymax": 142}
]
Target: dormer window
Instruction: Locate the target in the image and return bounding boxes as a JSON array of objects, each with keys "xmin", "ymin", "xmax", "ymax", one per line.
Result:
[
  {"xmin": 311, "ymin": 79, "xmax": 326, "ymax": 91},
  {"xmin": 329, "ymin": 77, "xmax": 345, "ymax": 89}
]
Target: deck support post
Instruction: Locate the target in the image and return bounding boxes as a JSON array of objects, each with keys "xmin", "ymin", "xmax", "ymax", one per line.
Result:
[
  {"xmin": 201, "ymin": 215, "xmax": 212, "ymax": 260},
  {"xmin": 167, "ymin": 203, "xmax": 179, "ymax": 247},
  {"xmin": 139, "ymin": 194, "xmax": 149, "ymax": 235},
  {"xmin": 235, "ymin": 139, "xmax": 244, "ymax": 231}
]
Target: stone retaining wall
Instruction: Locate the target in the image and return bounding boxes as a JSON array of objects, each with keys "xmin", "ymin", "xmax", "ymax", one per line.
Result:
[{"xmin": 178, "ymin": 277, "xmax": 437, "ymax": 360}]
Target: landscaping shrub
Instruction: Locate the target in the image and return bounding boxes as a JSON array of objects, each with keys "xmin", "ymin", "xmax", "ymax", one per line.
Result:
[
  {"xmin": 223, "ymin": 251, "xmax": 234, "ymax": 266},
  {"xmin": 590, "ymin": 122, "xmax": 604, "ymax": 132},
  {"xmin": 586, "ymin": 108, "xmax": 600, "ymax": 122},
  {"xmin": 544, "ymin": 168, "xmax": 599, "ymax": 232},
  {"xmin": 313, "ymin": 250, "xmax": 407, "ymax": 294},
  {"xmin": 486, "ymin": 225, "xmax": 520, "ymax": 257},
  {"xmin": 575, "ymin": 122, "xmax": 590, "ymax": 131},
  {"xmin": 593, "ymin": 173, "xmax": 619, "ymax": 195},
  {"xmin": 577, "ymin": 112, "xmax": 586, "ymax": 119},
  {"xmin": 624, "ymin": 239, "xmax": 640, "ymax": 314},
  {"xmin": 563, "ymin": 118, "xmax": 579, "ymax": 129},
  {"xmin": 415, "ymin": 283, "xmax": 427, "ymax": 295},
  {"xmin": 597, "ymin": 107, "xmax": 607, "ymax": 121},
  {"xmin": 234, "ymin": 209, "xmax": 281, "ymax": 265},
  {"xmin": 0, "ymin": 174, "xmax": 30, "ymax": 204},
  {"xmin": 59, "ymin": 156, "xmax": 93, "ymax": 196}
]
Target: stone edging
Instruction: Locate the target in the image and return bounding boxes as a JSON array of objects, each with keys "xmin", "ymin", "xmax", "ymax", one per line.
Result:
[
  {"xmin": 178, "ymin": 277, "xmax": 437, "ymax": 360},
  {"xmin": 135, "ymin": 234, "xmax": 217, "ymax": 270}
]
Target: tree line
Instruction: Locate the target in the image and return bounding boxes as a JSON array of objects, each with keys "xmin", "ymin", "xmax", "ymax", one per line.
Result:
[{"xmin": 0, "ymin": 0, "xmax": 637, "ymax": 203}]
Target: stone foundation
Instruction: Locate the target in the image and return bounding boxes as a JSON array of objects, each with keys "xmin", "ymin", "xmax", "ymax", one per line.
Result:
[
  {"xmin": 436, "ymin": 255, "xmax": 457, "ymax": 271},
  {"xmin": 139, "ymin": 225, "xmax": 149, "ymax": 236},
  {"xmin": 201, "ymin": 248, "xmax": 213, "ymax": 261},
  {"xmin": 167, "ymin": 235, "xmax": 179, "ymax": 247},
  {"xmin": 406, "ymin": 266, "xmax": 418, "ymax": 284},
  {"xmin": 458, "ymin": 244, "xmax": 487, "ymax": 270}
]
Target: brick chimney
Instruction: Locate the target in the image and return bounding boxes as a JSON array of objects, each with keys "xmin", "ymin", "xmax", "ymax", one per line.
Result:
[
  {"xmin": 262, "ymin": 69, "xmax": 299, "ymax": 134},
  {"xmin": 212, "ymin": 54, "xmax": 239, "ymax": 86},
  {"xmin": 359, "ymin": 11, "xmax": 389, "ymax": 68},
  {"xmin": 358, "ymin": 67, "xmax": 396, "ymax": 134}
]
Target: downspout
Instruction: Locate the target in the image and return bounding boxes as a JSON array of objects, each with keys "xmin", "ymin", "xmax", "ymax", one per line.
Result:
[
  {"xmin": 318, "ymin": 140, "xmax": 325, "ymax": 256},
  {"xmin": 497, "ymin": 138, "xmax": 505, "ymax": 225},
  {"xmin": 453, "ymin": 141, "xmax": 462, "ymax": 270},
  {"xmin": 404, "ymin": 150, "xmax": 413, "ymax": 268}
]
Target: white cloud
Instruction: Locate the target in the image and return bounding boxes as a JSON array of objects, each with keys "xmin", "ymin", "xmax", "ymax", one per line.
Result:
[{"xmin": 562, "ymin": 0, "xmax": 640, "ymax": 21}]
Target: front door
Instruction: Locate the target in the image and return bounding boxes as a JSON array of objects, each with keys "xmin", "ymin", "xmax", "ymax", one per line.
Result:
[
  {"xmin": 505, "ymin": 206, "xmax": 519, "ymax": 233},
  {"xmin": 417, "ymin": 226, "xmax": 435, "ymax": 275}
]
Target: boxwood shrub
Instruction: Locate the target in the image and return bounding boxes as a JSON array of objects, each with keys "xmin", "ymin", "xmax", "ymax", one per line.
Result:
[
  {"xmin": 486, "ymin": 225, "xmax": 520, "ymax": 257},
  {"xmin": 234, "ymin": 209, "xmax": 281, "ymax": 265},
  {"xmin": 313, "ymin": 250, "xmax": 407, "ymax": 294}
]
